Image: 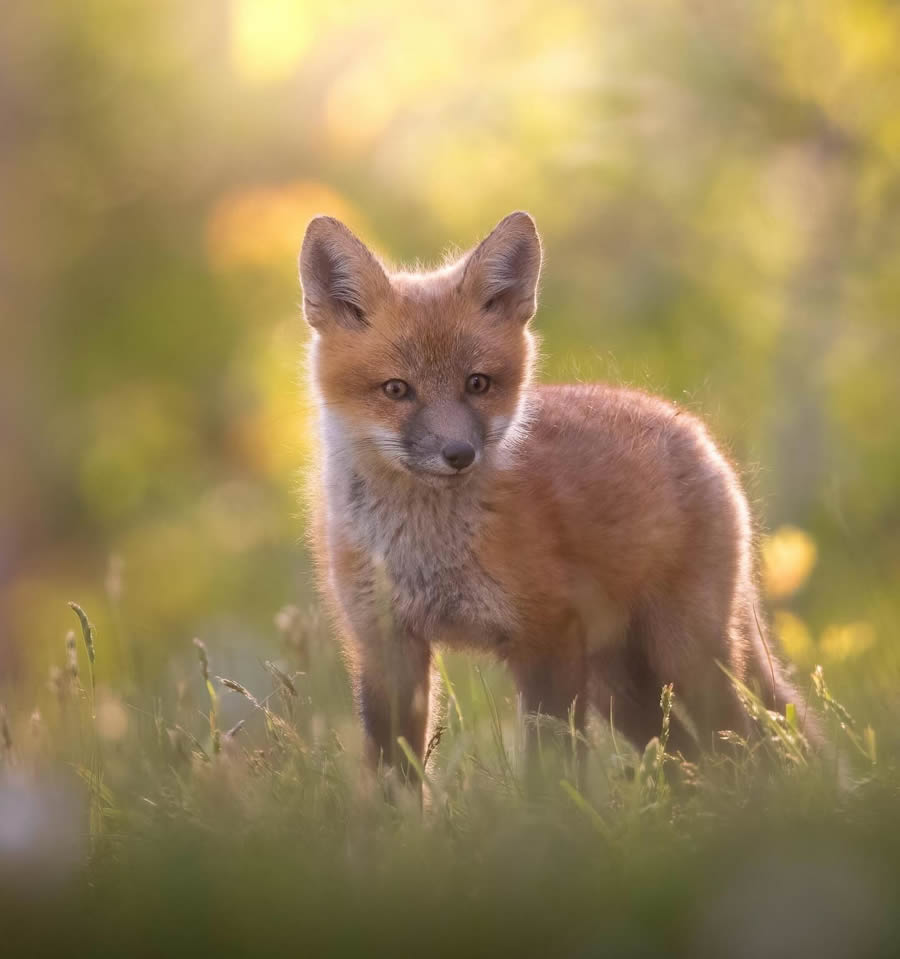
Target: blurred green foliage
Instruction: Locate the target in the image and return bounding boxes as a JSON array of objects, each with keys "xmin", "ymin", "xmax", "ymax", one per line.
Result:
[{"xmin": 1, "ymin": 0, "xmax": 898, "ymax": 736}]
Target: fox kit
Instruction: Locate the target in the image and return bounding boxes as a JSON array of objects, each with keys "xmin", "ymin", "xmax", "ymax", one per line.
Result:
[{"xmin": 300, "ymin": 211, "xmax": 806, "ymax": 774}]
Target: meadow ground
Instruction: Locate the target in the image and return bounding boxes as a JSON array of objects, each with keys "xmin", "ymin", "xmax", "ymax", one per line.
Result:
[{"xmin": 2, "ymin": 600, "xmax": 898, "ymax": 959}]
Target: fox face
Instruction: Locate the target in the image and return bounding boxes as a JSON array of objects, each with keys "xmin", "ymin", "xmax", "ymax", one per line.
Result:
[{"xmin": 301, "ymin": 213, "xmax": 542, "ymax": 484}]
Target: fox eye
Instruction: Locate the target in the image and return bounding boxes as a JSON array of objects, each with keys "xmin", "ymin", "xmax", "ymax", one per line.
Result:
[
  {"xmin": 466, "ymin": 373, "xmax": 491, "ymax": 395},
  {"xmin": 382, "ymin": 379, "xmax": 410, "ymax": 400}
]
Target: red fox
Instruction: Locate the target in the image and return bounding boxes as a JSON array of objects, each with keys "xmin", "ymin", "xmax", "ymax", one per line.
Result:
[{"xmin": 300, "ymin": 211, "xmax": 808, "ymax": 774}]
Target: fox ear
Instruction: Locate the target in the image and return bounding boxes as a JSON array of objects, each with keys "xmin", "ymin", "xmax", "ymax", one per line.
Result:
[
  {"xmin": 462, "ymin": 211, "xmax": 542, "ymax": 324},
  {"xmin": 299, "ymin": 217, "xmax": 389, "ymax": 330}
]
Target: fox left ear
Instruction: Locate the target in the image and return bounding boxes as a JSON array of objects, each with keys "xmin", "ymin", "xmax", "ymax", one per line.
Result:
[
  {"xmin": 462, "ymin": 211, "xmax": 542, "ymax": 324},
  {"xmin": 299, "ymin": 216, "xmax": 390, "ymax": 331}
]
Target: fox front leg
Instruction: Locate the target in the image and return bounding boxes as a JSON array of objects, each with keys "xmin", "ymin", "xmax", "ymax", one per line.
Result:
[
  {"xmin": 328, "ymin": 538, "xmax": 432, "ymax": 782},
  {"xmin": 353, "ymin": 625, "xmax": 432, "ymax": 782}
]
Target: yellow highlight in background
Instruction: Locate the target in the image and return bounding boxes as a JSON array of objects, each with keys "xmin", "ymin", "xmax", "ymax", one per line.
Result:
[
  {"xmin": 230, "ymin": 0, "xmax": 378, "ymax": 86},
  {"xmin": 231, "ymin": 0, "xmax": 316, "ymax": 85},
  {"xmin": 774, "ymin": 610, "xmax": 814, "ymax": 666},
  {"xmin": 820, "ymin": 621, "xmax": 876, "ymax": 663},
  {"xmin": 762, "ymin": 525, "xmax": 818, "ymax": 599},
  {"xmin": 206, "ymin": 180, "xmax": 365, "ymax": 271}
]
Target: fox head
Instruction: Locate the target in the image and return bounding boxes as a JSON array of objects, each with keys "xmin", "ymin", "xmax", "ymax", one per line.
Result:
[{"xmin": 300, "ymin": 212, "xmax": 541, "ymax": 485}]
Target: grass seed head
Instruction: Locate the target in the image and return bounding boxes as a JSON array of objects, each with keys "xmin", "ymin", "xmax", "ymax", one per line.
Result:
[
  {"xmin": 264, "ymin": 660, "xmax": 298, "ymax": 696},
  {"xmin": 68, "ymin": 602, "xmax": 96, "ymax": 664},
  {"xmin": 193, "ymin": 638, "xmax": 210, "ymax": 682},
  {"xmin": 1, "ymin": 705, "xmax": 11, "ymax": 755},
  {"xmin": 217, "ymin": 676, "xmax": 260, "ymax": 707}
]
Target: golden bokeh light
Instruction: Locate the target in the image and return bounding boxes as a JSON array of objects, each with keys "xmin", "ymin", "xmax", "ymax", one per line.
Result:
[
  {"xmin": 762, "ymin": 526, "xmax": 819, "ymax": 600},
  {"xmin": 820, "ymin": 621, "xmax": 876, "ymax": 664},
  {"xmin": 230, "ymin": 0, "xmax": 318, "ymax": 86},
  {"xmin": 774, "ymin": 610, "xmax": 814, "ymax": 666},
  {"xmin": 206, "ymin": 180, "xmax": 366, "ymax": 271}
]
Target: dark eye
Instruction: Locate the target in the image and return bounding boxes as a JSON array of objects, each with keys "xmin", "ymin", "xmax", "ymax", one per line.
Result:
[
  {"xmin": 466, "ymin": 373, "xmax": 491, "ymax": 395},
  {"xmin": 382, "ymin": 379, "xmax": 410, "ymax": 400}
]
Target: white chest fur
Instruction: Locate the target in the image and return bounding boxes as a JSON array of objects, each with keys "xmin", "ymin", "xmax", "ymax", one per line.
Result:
[{"xmin": 329, "ymin": 464, "xmax": 513, "ymax": 641}]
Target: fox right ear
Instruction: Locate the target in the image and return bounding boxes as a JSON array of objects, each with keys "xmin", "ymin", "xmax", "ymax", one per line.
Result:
[
  {"xmin": 462, "ymin": 211, "xmax": 542, "ymax": 324},
  {"xmin": 299, "ymin": 217, "xmax": 389, "ymax": 330}
]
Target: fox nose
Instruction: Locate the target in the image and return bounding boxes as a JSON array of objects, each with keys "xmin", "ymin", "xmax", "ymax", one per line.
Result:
[{"xmin": 442, "ymin": 441, "xmax": 476, "ymax": 471}]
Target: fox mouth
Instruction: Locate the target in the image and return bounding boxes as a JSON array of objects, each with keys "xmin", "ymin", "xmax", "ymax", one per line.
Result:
[{"xmin": 404, "ymin": 463, "xmax": 474, "ymax": 483}]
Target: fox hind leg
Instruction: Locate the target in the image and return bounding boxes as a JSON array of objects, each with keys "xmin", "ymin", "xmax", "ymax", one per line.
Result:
[
  {"xmin": 635, "ymin": 598, "xmax": 752, "ymax": 752},
  {"xmin": 590, "ymin": 638, "xmax": 698, "ymax": 759}
]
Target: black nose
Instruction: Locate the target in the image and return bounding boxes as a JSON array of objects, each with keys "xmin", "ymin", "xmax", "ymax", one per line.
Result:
[{"xmin": 441, "ymin": 441, "xmax": 476, "ymax": 471}]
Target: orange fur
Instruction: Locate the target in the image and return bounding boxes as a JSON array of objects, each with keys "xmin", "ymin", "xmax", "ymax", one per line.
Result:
[{"xmin": 299, "ymin": 211, "xmax": 809, "ymax": 774}]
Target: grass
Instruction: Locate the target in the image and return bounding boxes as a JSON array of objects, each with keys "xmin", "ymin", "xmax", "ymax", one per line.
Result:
[{"xmin": 2, "ymin": 599, "xmax": 900, "ymax": 958}]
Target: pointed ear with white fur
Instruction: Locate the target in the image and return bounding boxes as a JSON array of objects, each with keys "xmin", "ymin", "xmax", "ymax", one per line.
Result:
[
  {"xmin": 299, "ymin": 217, "xmax": 390, "ymax": 330},
  {"xmin": 462, "ymin": 211, "xmax": 542, "ymax": 324}
]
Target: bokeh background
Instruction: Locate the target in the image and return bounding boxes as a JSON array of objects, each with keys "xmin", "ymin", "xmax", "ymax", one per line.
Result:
[{"xmin": 2, "ymin": 0, "xmax": 898, "ymax": 734}]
